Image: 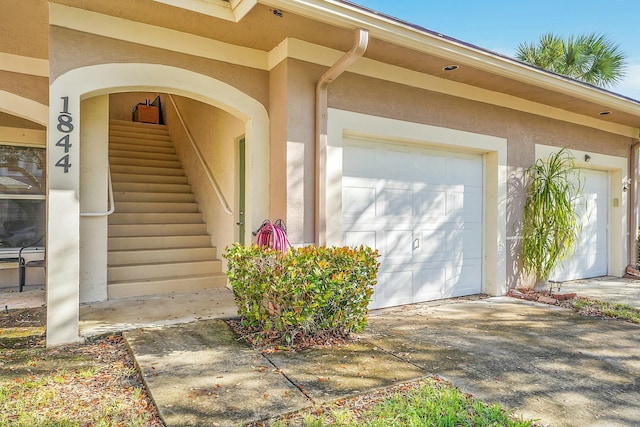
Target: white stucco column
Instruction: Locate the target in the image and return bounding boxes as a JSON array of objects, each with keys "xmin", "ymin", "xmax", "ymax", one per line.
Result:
[
  {"xmin": 79, "ymin": 95, "xmax": 109, "ymax": 303},
  {"xmin": 47, "ymin": 92, "xmax": 82, "ymax": 346}
]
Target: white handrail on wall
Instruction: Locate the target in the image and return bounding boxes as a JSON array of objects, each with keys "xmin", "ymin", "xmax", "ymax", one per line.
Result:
[
  {"xmin": 167, "ymin": 94, "xmax": 233, "ymax": 215},
  {"xmin": 80, "ymin": 166, "xmax": 115, "ymax": 217}
]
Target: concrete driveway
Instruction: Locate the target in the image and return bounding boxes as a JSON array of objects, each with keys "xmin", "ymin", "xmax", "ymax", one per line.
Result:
[
  {"xmin": 365, "ymin": 297, "xmax": 640, "ymax": 427},
  {"xmin": 125, "ymin": 295, "xmax": 640, "ymax": 427}
]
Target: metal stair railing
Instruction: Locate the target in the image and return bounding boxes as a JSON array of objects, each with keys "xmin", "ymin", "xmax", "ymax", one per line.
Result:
[{"xmin": 80, "ymin": 165, "xmax": 115, "ymax": 217}]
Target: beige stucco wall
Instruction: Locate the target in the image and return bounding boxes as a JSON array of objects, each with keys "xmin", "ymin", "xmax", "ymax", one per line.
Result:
[
  {"xmin": 282, "ymin": 60, "xmax": 322, "ymax": 245},
  {"xmin": 79, "ymin": 95, "xmax": 109, "ymax": 303},
  {"xmin": 268, "ymin": 61, "xmax": 288, "ymax": 223},
  {"xmin": 163, "ymin": 95, "xmax": 243, "ymax": 265},
  {"xmin": 49, "ymin": 27, "xmax": 269, "ymax": 109},
  {"xmin": 0, "ymin": 0, "xmax": 49, "ymax": 59},
  {"xmin": 0, "ymin": 72, "xmax": 49, "ymax": 107},
  {"xmin": 0, "ymin": 0, "xmax": 49, "ymax": 119},
  {"xmin": 330, "ymin": 71, "xmax": 630, "ymax": 159}
]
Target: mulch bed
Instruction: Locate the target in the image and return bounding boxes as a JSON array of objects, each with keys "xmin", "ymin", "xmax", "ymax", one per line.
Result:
[
  {"xmin": 225, "ymin": 318, "xmax": 354, "ymax": 352},
  {"xmin": 507, "ymin": 288, "xmax": 636, "ymax": 321},
  {"xmin": 507, "ymin": 289, "xmax": 578, "ymax": 305}
]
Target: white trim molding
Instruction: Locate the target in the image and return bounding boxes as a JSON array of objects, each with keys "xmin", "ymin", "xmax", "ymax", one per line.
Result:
[
  {"xmin": 0, "ymin": 52, "xmax": 48, "ymax": 77},
  {"xmin": 49, "ymin": 3, "xmax": 268, "ymax": 70},
  {"xmin": 0, "ymin": 126, "xmax": 46, "ymax": 146},
  {"xmin": 153, "ymin": 0, "xmax": 257, "ymax": 22},
  {"xmin": 0, "ymin": 90, "xmax": 48, "ymax": 126}
]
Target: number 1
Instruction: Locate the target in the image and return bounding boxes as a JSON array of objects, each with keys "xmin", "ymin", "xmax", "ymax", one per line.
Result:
[{"xmin": 60, "ymin": 96, "xmax": 69, "ymax": 114}]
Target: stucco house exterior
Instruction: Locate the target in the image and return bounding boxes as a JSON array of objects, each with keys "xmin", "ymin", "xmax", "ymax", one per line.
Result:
[{"xmin": 2, "ymin": 0, "xmax": 640, "ymax": 345}]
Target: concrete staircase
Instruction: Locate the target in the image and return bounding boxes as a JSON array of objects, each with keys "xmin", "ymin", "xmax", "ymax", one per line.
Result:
[{"xmin": 107, "ymin": 119, "xmax": 227, "ymax": 299}]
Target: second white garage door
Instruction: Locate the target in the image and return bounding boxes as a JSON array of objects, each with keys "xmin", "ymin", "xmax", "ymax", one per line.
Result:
[
  {"xmin": 550, "ymin": 168, "xmax": 609, "ymax": 282},
  {"xmin": 342, "ymin": 139, "xmax": 483, "ymax": 309}
]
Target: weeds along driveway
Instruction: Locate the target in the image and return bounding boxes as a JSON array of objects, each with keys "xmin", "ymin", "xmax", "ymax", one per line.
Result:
[{"xmin": 363, "ymin": 297, "xmax": 640, "ymax": 427}]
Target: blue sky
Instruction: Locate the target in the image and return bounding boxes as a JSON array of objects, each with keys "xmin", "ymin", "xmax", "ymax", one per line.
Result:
[{"xmin": 352, "ymin": 0, "xmax": 640, "ymax": 101}]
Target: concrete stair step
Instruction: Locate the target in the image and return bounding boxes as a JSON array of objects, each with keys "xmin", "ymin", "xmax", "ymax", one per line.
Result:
[
  {"xmin": 109, "ymin": 149, "xmax": 179, "ymax": 162},
  {"xmin": 115, "ymin": 201, "xmax": 199, "ymax": 213},
  {"xmin": 109, "ymin": 156, "xmax": 181, "ymax": 169},
  {"xmin": 113, "ymin": 192, "xmax": 196, "ymax": 203},
  {"xmin": 107, "ymin": 118, "xmax": 226, "ymax": 299},
  {"xmin": 108, "ymin": 223, "xmax": 207, "ymax": 237},
  {"xmin": 110, "ymin": 119, "xmax": 167, "ymax": 132},
  {"xmin": 110, "ymin": 164, "xmax": 185, "ymax": 176},
  {"xmin": 110, "ymin": 121, "xmax": 169, "ymax": 136},
  {"xmin": 110, "ymin": 135, "xmax": 173, "ymax": 147},
  {"xmin": 110, "ymin": 124, "xmax": 170, "ymax": 134},
  {"xmin": 109, "ymin": 142, "xmax": 176, "ymax": 155},
  {"xmin": 108, "ymin": 260, "xmax": 221, "ymax": 282},
  {"xmin": 109, "ymin": 212, "xmax": 204, "ymax": 225},
  {"xmin": 111, "ymin": 173, "xmax": 188, "ymax": 185},
  {"xmin": 113, "ymin": 182, "xmax": 191, "ymax": 194},
  {"xmin": 108, "ymin": 247, "xmax": 217, "ymax": 265},
  {"xmin": 108, "ymin": 235, "xmax": 213, "ymax": 251},
  {"xmin": 107, "ymin": 273, "xmax": 227, "ymax": 299}
]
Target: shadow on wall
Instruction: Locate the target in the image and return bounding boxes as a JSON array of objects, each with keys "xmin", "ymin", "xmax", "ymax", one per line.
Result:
[{"xmin": 506, "ymin": 168, "xmax": 530, "ymax": 289}]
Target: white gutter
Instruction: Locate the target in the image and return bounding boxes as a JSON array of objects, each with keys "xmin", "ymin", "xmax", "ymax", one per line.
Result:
[{"xmin": 315, "ymin": 28, "xmax": 368, "ymax": 246}]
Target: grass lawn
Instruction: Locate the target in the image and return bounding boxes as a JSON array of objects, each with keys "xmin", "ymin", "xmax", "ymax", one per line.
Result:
[
  {"xmin": 0, "ymin": 306, "xmax": 163, "ymax": 427},
  {"xmin": 267, "ymin": 377, "xmax": 537, "ymax": 426},
  {"xmin": 570, "ymin": 297, "xmax": 640, "ymax": 323}
]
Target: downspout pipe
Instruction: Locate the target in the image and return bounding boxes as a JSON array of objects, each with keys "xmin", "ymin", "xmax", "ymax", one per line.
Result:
[
  {"xmin": 315, "ymin": 28, "xmax": 369, "ymax": 246},
  {"xmin": 627, "ymin": 139, "xmax": 640, "ymax": 273}
]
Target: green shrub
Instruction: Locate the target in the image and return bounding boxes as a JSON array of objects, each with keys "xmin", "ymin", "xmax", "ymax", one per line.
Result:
[{"xmin": 224, "ymin": 244, "xmax": 380, "ymax": 347}]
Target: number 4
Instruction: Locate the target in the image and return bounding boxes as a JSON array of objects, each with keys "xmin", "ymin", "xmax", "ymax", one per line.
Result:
[
  {"xmin": 55, "ymin": 155, "xmax": 71, "ymax": 173},
  {"xmin": 56, "ymin": 134, "xmax": 71, "ymax": 153}
]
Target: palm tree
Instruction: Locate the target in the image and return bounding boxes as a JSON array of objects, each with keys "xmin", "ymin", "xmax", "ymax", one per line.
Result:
[{"xmin": 515, "ymin": 33, "xmax": 626, "ymax": 88}]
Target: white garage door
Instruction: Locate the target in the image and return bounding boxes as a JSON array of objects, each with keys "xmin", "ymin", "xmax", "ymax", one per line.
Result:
[
  {"xmin": 342, "ymin": 140, "xmax": 483, "ymax": 309},
  {"xmin": 551, "ymin": 169, "xmax": 608, "ymax": 282}
]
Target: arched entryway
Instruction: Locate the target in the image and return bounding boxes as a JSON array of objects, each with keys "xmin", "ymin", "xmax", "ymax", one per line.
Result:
[{"xmin": 47, "ymin": 63, "xmax": 269, "ymax": 345}]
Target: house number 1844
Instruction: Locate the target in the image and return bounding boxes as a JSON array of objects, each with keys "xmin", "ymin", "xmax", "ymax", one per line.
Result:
[{"xmin": 55, "ymin": 96, "xmax": 73, "ymax": 173}]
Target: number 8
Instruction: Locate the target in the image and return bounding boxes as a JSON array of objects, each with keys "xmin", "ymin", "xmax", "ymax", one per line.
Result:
[{"xmin": 57, "ymin": 114, "xmax": 74, "ymax": 133}]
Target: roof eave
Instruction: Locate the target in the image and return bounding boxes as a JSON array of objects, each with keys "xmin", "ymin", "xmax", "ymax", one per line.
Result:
[{"xmin": 260, "ymin": 0, "xmax": 640, "ymax": 118}]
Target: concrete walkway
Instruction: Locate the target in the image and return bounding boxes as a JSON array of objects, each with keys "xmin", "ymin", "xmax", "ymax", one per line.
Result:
[
  {"xmin": 560, "ymin": 276, "xmax": 640, "ymax": 309},
  {"xmin": 125, "ymin": 296, "xmax": 640, "ymax": 427}
]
